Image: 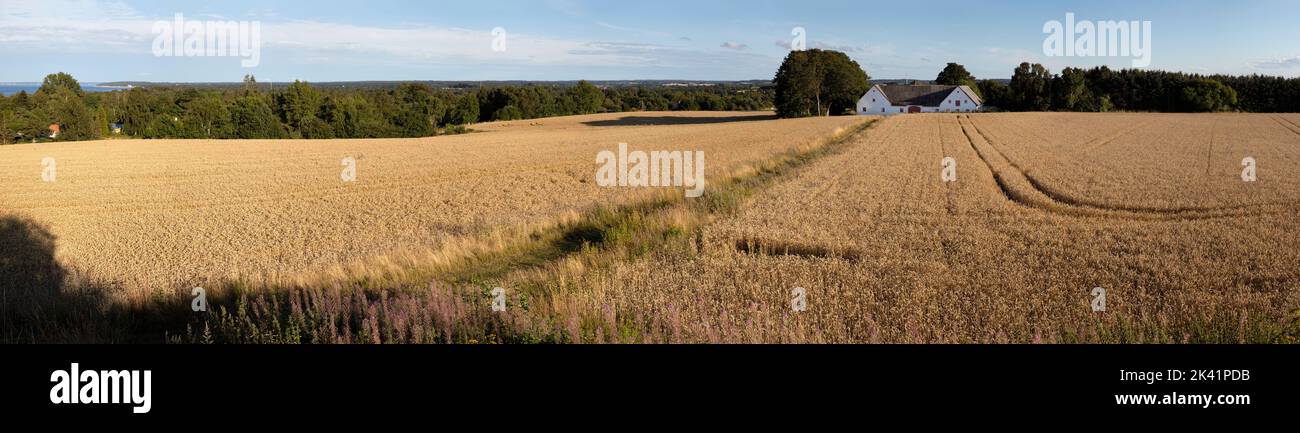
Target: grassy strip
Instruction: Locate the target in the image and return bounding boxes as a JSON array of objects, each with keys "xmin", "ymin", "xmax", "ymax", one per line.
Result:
[
  {"xmin": 178, "ymin": 118, "xmax": 880, "ymax": 344},
  {"xmin": 404, "ymin": 117, "xmax": 880, "ymax": 290}
]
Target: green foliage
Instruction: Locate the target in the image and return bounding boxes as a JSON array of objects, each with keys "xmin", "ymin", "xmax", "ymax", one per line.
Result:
[
  {"xmin": 983, "ymin": 64, "xmax": 1251, "ymax": 113},
  {"xmin": 1, "ymin": 92, "xmax": 45, "ymax": 142},
  {"xmin": 1179, "ymin": 79, "xmax": 1237, "ymax": 112},
  {"xmin": 45, "ymin": 88, "xmax": 96, "ymax": 141},
  {"xmin": 569, "ymin": 80, "xmax": 604, "ymax": 114},
  {"xmin": 976, "ymin": 80, "xmax": 1008, "ymax": 110},
  {"xmin": 38, "ymin": 72, "xmax": 84, "ymax": 98},
  {"xmin": 321, "ymin": 94, "xmax": 389, "ymax": 138},
  {"xmin": 297, "ymin": 115, "xmax": 335, "ymax": 139},
  {"xmin": 392, "ymin": 83, "xmax": 442, "ymax": 137},
  {"xmin": 935, "ymin": 62, "xmax": 976, "ymax": 86},
  {"xmin": 493, "ymin": 105, "xmax": 524, "ymax": 121},
  {"xmin": 1009, "ymin": 62, "xmax": 1053, "ymax": 111},
  {"xmin": 183, "ymin": 93, "xmax": 230, "ymax": 138},
  {"xmin": 275, "ymin": 80, "xmax": 323, "ymax": 130},
  {"xmin": 774, "ymin": 49, "xmax": 870, "ymax": 118},
  {"xmin": 144, "ymin": 113, "xmax": 184, "ymax": 138},
  {"xmin": 444, "ymin": 92, "xmax": 480, "ymax": 126},
  {"xmin": 21, "ymin": 73, "xmax": 777, "ymax": 142},
  {"xmin": 1050, "ymin": 67, "xmax": 1089, "ymax": 111},
  {"xmin": 935, "ymin": 63, "xmax": 980, "ymax": 97},
  {"xmin": 229, "ymin": 94, "xmax": 286, "ymax": 139}
]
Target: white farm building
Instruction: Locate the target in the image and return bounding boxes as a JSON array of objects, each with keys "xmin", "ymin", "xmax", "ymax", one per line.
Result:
[{"xmin": 857, "ymin": 84, "xmax": 983, "ymax": 115}]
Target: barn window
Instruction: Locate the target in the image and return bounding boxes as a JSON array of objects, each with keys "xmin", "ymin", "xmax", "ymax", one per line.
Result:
[
  {"xmin": 956, "ymin": 100, "xmax": 962, "ymax": 107},
  {"xmin": 881, "ymin": 108, "xmax": 885, "ymax": 113}
]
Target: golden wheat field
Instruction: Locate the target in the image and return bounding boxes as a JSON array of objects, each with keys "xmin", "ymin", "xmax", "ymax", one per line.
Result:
[
  {"xmin": 0, "ymin": 111, "xmax": 863, "ymax": 293},
  {"xmin": 5, "ymin": 111, "xmax": 1300, "ymax": 344},
  {"xmin": 522, "ymin": 113, "xmax": 1300, "ymax": 343}
]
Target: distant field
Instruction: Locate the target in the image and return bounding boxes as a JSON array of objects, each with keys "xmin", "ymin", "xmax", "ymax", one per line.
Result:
[{"xmin": 0, "ymin": 111, "xmax": 862, "ymax": 294}]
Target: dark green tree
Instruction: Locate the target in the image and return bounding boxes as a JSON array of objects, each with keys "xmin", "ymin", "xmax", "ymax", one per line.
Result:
[
  {"xmin": 184, "ymin": 93, "xmax": 231, "ymax": 138},
  {"xmin": 229, "ymin": 94, "xmax": 285, "ymax": 139},
  {"xmin": 45, "ymin": 88, "xmax": 96, "ymax": 140},
  {"xmin": 1009, "ymin": 62, "xmax": 1052, "ymax": 111},
  {"xmin": 1179, "ymin": 79, "xmax": 1237, "ymax": 112},
  {"xmin": 935, "ymin": 63, "xmax": 980, "ymax": 97},
  {"xmin": 38, "ymin": 72, "xmax": 84, "ymax": 97},
  {"xmin": 276, "ymin": 80, "xmax": 324, "ymax": 136},
  {"xmin": 570, "ymin": 80, "xmax": 604, "ymax": 114},
  {"xmin": 774, "ymin": 49, "xmax": 870, "ymax": 118},
  {"xmin": 444, "ymin": 93, "xmax": 480, "ymax": 126},
  {"xmin": 493, "ymin": 105, "xmax": 524, "ymax": 121},
  {"xmin": 976, "ymin": 80, "xmax": 1010, "ymax": 109},
  {"xmin": 1050, "ymin": 67, "xmax": 1089, "ymax": 111},
  {"xmin": 392, "ymin": 83, "xmax": 441, "ymax": 137}
]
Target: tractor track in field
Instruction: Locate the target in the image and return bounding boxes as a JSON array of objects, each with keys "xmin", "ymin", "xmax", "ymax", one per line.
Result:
[
  {"xmin": 1269, "ymin": 115, "xmax": 1300, "ymax": 137},
  {"xmin": 936, "ymin": 117, "xmax": 961, "ymax": 269},
  {"xmin": 800, "ymin": 117, "xmax": 903, "ymax": 206},
  {"xmin": 956, "ymin": 115, "xmax": 1286, "ymax": 221},
  {"xmin": 1077, "ymin": 118, "xmax": 1159, "ymax": 154}
]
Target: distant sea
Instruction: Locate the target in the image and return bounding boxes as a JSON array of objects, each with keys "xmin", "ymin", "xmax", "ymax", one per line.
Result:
[{"xmin": 0, "ymin": 83, "xmax": 122, "ymax": 96}]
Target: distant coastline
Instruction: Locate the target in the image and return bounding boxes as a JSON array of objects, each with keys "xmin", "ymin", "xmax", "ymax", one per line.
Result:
[{"xmin": 0, "ymin": 83, "xmax": 122, "ymax": 96}]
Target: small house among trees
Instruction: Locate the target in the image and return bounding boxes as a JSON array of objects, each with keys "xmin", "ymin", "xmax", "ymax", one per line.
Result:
[{"xmin": 857, "ymin": 84, "xmax": 983, "ymax": 115}]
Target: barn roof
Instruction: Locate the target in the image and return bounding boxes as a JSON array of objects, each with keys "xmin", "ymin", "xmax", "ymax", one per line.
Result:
[
  {"xmin": 956, "ymin": 85, "xmax": 984, "ymax": 105},
  {"xmin": 875, "ymin": 84, "xmax": 981, "ymax": 107}
]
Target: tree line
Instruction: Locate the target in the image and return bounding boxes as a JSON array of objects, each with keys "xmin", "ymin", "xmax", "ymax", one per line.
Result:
[
  {"xmin": 975, "ymin": 63, "xmax": 1244, "ymax": 113},
  {"xmin": 0, "ymin": 73, "xmax": 774, "ymax": 143},
  {"xmin": 973, "ymin": 62, "xmax": 1300, "ymax": 113},
  {"xmin": 772, "ymin": 52, "xmax": 1300, "ymax": 118}
]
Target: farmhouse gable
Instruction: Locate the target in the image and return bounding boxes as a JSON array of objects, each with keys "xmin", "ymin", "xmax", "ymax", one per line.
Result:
[{"xmin": 857, "ymin": 84, "xmax": 983, "ymax": 115}]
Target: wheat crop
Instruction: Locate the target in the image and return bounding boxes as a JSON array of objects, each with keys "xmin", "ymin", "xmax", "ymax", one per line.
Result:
[{"xmin": 0, "ymin": 111, "xmax": 862, "ymax": 295}]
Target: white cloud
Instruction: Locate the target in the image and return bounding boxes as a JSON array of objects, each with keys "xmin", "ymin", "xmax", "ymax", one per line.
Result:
[
  {"xmin": 772, "ymin": 39, "xmax": 892, "ymax": 56},
  {"xmin": 0, "ymin": 0, "xmax": 782, "ymax": 79},
  {"xmin": 720, "ymin": 41, "xmax": 748, "ymax": 51},
  {"xmin": 1249, "ymin": 56, "xmax": 1300, "ymax": 70},
  {"xmin": 0, "ymin": 1, "xmax": 752, "ymax": 71},
  {"xmin": 0, "ymin": 0, "xmax": 154, "ymax": 53}
]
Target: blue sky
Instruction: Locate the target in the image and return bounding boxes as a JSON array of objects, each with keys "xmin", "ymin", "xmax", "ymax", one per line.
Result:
[{"xmin": 2, "ymin": 0, "xmax": 1299, "ymax": 83}]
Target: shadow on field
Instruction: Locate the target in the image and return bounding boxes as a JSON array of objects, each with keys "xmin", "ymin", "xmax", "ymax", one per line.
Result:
[
  {"xmin": 0, "ymin": 215, "xmax": 154, "ymax": 343},
  {"xmin": 1, "ymin": 215, "xmax": 69, "ymax": 342},
  {"xmin": 581, "ymin": 114, "xmax": 778, "ymax": 127}
]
